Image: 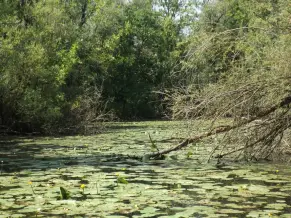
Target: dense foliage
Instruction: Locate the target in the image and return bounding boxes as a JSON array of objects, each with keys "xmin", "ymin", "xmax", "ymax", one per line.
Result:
[
  {"xmin": 0, "ymin": 0, "xmax": 193, "ymax": 133},
  {"xmin": 172, "ymin": 0, "xmax": 291, "ymax": 161},
  {"xmin": 2, "ymin": 0, "xmax": 291, "ymax": 150}
]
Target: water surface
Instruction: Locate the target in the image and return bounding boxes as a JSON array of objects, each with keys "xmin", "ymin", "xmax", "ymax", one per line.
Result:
[{"xmin": 0, "ymin": 121, "xmax": 291, "ymax": 217}]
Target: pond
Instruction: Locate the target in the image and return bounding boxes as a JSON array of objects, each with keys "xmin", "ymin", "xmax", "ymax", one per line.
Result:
[{"xmin": 0, "ymin": 121, "xmax": 291, "ymax": 217}]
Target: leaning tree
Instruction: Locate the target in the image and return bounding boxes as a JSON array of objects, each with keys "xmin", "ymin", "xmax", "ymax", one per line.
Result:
[{"xmin": 146, "ymin": 0, "xmax": 291, "ymax": 162}]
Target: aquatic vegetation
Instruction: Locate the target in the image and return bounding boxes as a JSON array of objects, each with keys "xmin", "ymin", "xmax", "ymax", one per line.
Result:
[
  {"xmin": 59, "ymin": 187, "xmax": 70, "ymax": 200},
  {"xmin": 1, "ymin": 122, "xmax": 291, "ymax": 217},
  {"xmin": 80, "ymin": 184, "xmax": 85, "ymax": 194},
  {"xmin": 28, "ymin": 181, "xmax": 35, "ymax": 195},
  {"xmin": 147, "ymin": 132, "xmax": 159, "ymax": 152},
  {"xmin": 186, "ymin": 151, "xmax": 193, "ymax": 159},
  {"xmin": 116, "ymin": 173, "xmax": 128, "ymax": 185}
]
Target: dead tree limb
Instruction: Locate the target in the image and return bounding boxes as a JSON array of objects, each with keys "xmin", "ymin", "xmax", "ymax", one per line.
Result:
[{"xmin": 144, "ymin": 96, "xmax": 291, "ymax": 159}]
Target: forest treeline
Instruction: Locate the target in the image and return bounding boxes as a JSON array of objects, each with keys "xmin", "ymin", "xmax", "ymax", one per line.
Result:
[
  {"xmin": 0, "ymin": 0, "xmax": 195, "ymax": 133},
  {"xmin": 1, "ymin": 0, "xmax": 291, "ymax": 137}
]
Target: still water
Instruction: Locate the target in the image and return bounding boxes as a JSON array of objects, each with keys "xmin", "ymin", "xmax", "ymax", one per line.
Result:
[{"xmin": 0, "ymin": 122, "xmax": 291, "ymax": 217}]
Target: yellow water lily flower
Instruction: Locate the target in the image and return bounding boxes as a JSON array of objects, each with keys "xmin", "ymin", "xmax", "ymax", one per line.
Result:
[{"xmin": 80, "ymin": 184, "xmax": 86, "ymax": 189}]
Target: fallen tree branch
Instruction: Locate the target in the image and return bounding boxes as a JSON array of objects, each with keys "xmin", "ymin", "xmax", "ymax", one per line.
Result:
[
  {"xmin": 216, "ymin": 121, "xmax": 289, "ymax": 159},
  {"xmin": 143, "ymin": 96, "xmax": 291, "ymax": 159},
  {"xmin": 144, "ymin": 125, "xmax": 234, "ymax": 159}
]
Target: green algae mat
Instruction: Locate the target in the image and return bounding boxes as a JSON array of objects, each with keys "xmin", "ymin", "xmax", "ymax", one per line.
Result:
[{"xmin": 1, "ymin": 121, "xmax": 291, "ymax": 217}]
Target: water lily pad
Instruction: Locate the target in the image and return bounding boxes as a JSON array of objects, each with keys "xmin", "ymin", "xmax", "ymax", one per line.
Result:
[
  {"xmin": 9, "ymin": 214, "xmax": 26, "ymax": 218},
  {"xmin": 140, "ymin": 206, "xmax": 158, "ymax": 214},
  {"xmin": 2, "ymin": 121, "xmax": 291, "ymax": 217},
  {"xmin": 265, "ymin": 203, "xmax": 287, "ymax": 210}
]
